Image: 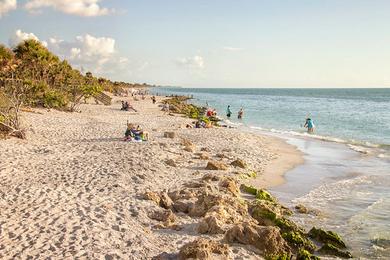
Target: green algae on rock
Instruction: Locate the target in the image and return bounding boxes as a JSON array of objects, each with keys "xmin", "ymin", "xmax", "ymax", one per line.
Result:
[
  {"xmin": 240, "ymin": 184, "xmax": 258, "ymax": 195},
  {"xmin": 308, "ymin": 227, "xmax": 346, "ymax": 249},
  {"xmin": 282, "ymin": 231, "xmax": 316, "ymax": 252},
  {"xmin": 240, "ymin": 184, "xmax": 277, "ymax": 202},
  {"xmin": 318, "ymin": 243, "xmax": 353, "ymax": 258},
  {"xmin": 296, "ymin": 249, "xmax": 320, "ymax": 260}
]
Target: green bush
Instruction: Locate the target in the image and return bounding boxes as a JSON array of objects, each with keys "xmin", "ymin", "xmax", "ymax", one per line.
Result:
[{"xmin": 43, "ymin": 90, "xmax": 68, "ymax": 108}]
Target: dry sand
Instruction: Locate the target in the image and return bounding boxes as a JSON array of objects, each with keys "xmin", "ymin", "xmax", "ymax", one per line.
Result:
[{"xmin": 0, "ymin": 95, "xmax": 303, "ymax": 259}]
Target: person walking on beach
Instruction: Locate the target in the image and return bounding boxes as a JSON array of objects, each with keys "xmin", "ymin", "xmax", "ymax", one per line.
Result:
[
  {"xmin": 151, "ymin": 96, "xmax": 156, "ymax": 104},
  {"xmin": 238, "ymin": 107, "xmax": 244, "ymax": 119},
  {"xmin": 226, "ymin": 105, "xmax": 232, "ymax": 118},
  {"xmin": 304, "ymin": 117, "xmax": 315, "ymax": 133}
]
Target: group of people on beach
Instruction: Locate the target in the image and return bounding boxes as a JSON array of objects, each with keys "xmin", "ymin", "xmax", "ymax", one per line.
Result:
[
  {"xmin": 226, "ymin": 105, "xmax": 244, "ymax": 119},
  {"xmin": 225, "ymin": 105, "xmax": 314, "ymax": 133}
]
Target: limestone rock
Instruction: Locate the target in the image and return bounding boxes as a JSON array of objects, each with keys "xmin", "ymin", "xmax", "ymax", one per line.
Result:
[
  {"xmin": 308, "ymin": 227, "xmax": 346, "ymax": 249},
  {"xmin": 224, "ymin": 222, "xmax": 291, "ymax": 256},
  {"xmin": 173, "ymin": 200, "xmax": 191, "ymax": 213},
  {"xmin": 148, "ymin": 209, "xmax": 176, "ymax": 225},
  {"xmin": 206, "ymin": 161, "xmax": 228, "ymax": 171},
  {"xmin": 178, "ymin": 238, "xmax": 231, "ymax": 260},
  {"xmin": 188, "ymin": 193, "xmax": 247, "ymax": 218},
  {"xmin": 230, "ymin": 159, "xmax": 247, "ymax": 169},
  {"xmin": 164, "ymin": 132, "xmax": 176, "ymax": 138},
  {"xmin": 152, "ymin": 252, "xmax": 177, "ymax": 260},
  {"xmin": 165, "ymin": 159, "xmax": 177, "ymax": 167},
  {"xmin": 195, "ymin": 152, "xmax": 209, "ymax": 160},
  {"xmin": 295, "ymin": 204, "xmax": 309, "ymax": 214},
  {"xmin": 282, "ymin": 231, "xmax": 316, "ymax": 252},
  {"xmin": 215, "ymin": 153, "xmax": 227, "ymax": 159},
  {"xmin": 160, "ymin": 192, "xmax": 174, "ymax": 209},
  {"xmin": 183, "ymin": 145, "xmax": 195, "ymax": 152},
  {"xmin": 197, "ymin": 215, "xmax": 225, "ymax": 234},
  {"xmin": 143, "ymin": 191, "xmax": 161, "ymax": 205},
  {"xmin": 318, "ymin": 243, "xmax": 352, "ymax": 258},
  {"xmin": 219, "ymin": 178, "xmax": 240, "ymax": 197},
  {"xmin": 297, "ymin": 249, "xmax": 320, "ymax": 260},
  {"xmin": 249, "ymin": 200, "xmax": 296, "ymax": 232},
  {"xmin": 240, "ymin": 184, "xmax": 276, "ymax": 202},
  {"xmin": 202, "ymin": 173, "xmax": 220, "ymax": 182},
  {"xmin": 181, "ymin": 138, "xmax": 194, "ymax": 147}
]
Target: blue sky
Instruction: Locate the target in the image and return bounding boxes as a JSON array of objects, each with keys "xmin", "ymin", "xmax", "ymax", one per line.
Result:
[{"xmin": 1, "ymin": 0, "xmax": 390, "ymax": 88}]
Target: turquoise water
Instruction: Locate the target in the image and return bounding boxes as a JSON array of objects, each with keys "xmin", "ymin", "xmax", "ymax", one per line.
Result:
[
  {"xmin": 152, "ymin": 87, "xmax": 390, "ymax": 258},
  {"xmin": 153, "ymin": 88, "xmax": 390, "ymax": 151}
]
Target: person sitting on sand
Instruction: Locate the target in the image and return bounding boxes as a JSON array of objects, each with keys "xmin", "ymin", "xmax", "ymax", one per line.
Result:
[
  {"xmin": 124, "ymin": 123, "xmax": 149, "ymax": 141},
  {"xmin": 121, "ymin": 101, "xmax": 129, "ymax": 111},
  {"xmin": 238, "ymin": 107, "xmax": 244, "ymax": 119},
  {"xmin": 304, "ymin": 118, "xmax": 315, "ymax": 133},
  {"xmin": 124, "ymin": 101, "xmax": 138, "ymax": 112},
  {"xmin": 226, "ymin": 105, "xmax": 232, "ymax": 118}
]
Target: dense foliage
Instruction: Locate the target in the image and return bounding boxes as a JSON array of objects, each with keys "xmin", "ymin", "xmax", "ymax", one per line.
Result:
[{"xmin": 0, "ymin": 39, "xmax": 150, "ymax": 138}]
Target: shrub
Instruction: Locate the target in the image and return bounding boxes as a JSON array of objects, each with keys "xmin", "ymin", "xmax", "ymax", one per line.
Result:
[{"xmin": 43, "ymin": 90, "xmax": 68, "ymax": 109}]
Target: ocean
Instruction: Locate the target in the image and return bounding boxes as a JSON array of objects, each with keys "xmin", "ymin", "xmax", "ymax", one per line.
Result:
[{"xmin": 152, "ymin": 87, "xmax": 390, "ymax": 259}]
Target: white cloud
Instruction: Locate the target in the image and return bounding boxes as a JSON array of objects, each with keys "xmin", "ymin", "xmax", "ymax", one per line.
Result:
[
  {"xmin": 46, "ymin": 34, "xmax": 124, "ymax": 74},
  {"xmin": 9, "ymin": 29, "xmax": 48, "ymax": 47},
  {"xmin": 223, "ymin": 46, "xmax": 244, "ymax": 51},
  {"xmin": 8, "ymin": 30, "xmax": 130, "ymax": 78},
  {"xmin": 176, "ymin": 55, "xmax": 204, "ymax": 69},
  {"xmin": 25, "ymin": 0, "xmax": 113, "ymax": 17},
  {"xmin": 0, "ymin": 0, "xmax": 17, "ymax": 17}
]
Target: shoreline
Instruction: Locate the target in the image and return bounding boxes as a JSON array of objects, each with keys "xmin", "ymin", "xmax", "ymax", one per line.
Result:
[
  {"xmin": 251, "ymin": 134, "xmax": 304, "ymax": 189},
  {"xmin": 0, "ymin": 94, "xmax": 342, "ymax": 259}
]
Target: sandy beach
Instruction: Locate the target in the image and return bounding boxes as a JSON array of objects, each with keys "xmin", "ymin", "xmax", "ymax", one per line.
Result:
[{"xmin": 0, "ymin": 95, "xmax": 304, "ymax": 259}]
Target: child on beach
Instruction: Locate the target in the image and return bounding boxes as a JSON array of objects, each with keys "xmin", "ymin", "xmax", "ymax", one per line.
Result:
[
  {"xmin": 304, "ymin": 118, "xmax": 315, "ymax": 133},
  {"xmin": 238, "ymin": 107, "xmax": 244, "ymax": 119}
]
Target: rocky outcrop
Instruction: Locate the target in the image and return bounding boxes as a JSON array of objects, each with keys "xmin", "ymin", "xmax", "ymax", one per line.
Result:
[
  {"xmin": 178, "ymin": 238, "xmax": 231, "ymax": 260},
  {"xmin": 205, "ymin": 161, "xmax": 228, "ymax": 170},
  {"xmin": 145, "ymin": 171, "xmax": 352, "ymax": 260},
  {"xmin": 224, "ymin": 222, "xmax": 291, "ymax": 256}
]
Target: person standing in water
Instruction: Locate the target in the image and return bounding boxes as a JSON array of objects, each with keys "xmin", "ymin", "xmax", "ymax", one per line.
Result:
[
  {"xmin": 226, "ymin": 105, "xmax": 232, "ymax": 118},
  {"xmin": 304, "ymin": 117, "xmax": 315, "ymax": 133},
  {"xmin": 238, "ymin": 107, "xmax": 244, "ymax": 119}
]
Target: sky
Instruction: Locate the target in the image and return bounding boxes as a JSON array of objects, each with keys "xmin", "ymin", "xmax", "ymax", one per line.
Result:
[{"xmin": 1, "ymin": 0, "xmax": 390, "ymax": 88}]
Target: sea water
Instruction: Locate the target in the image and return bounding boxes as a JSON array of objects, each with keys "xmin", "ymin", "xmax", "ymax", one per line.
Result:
[{"xmin": 152, "ymin": 87, "xmax": 390, "ymax": 259}]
